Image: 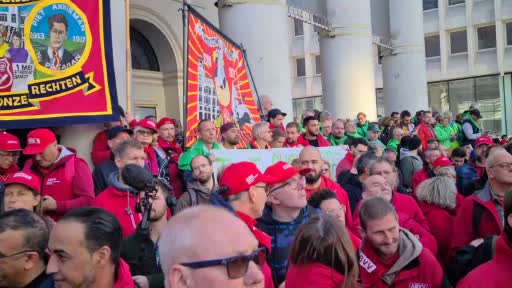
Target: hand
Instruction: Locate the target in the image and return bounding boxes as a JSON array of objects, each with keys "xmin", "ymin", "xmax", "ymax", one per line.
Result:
[
  {"xmin": 132, "ymin": 276, "xmax": 149, "ymax": 288},
  {"xmin": 42, "ymin": 195, "xmax": 57, "ymax": 211},
  {"xmin": 208, "ymin": 153, "xmax": 216, "ymax": 162},
  {"xmin": 125, "ymin": 111, "xmax": 135, "ymax": 125},
  {"xmin": 470, "ymin": 238, "xmax": 484, "ymax": 247}
]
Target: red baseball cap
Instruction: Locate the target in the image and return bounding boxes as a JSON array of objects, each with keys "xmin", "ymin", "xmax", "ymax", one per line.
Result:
[
  {"xmin": 23, "ymin": 128, "xmax": 56, "ymax": 155},
  {"xmin": 219, "ymin": 162, "xmax": 276, "ymax": 196},
  {"xmin": 475, "ymin": 136, "xmax": 495, "ymax": 147},
  {"xmin": 137, "ymin": 119, "xmax": 158, "ymax": 133},
  {"xmin": 5, "ymin": 171, "xmax": 41, "ymax": 194},
  {"xmin": 156, "ymin": 117, "xmax": 177, "ymax": 129},
  {"xmin": 264, "ymin": 161, "xmax": 311, "ymax": 186},
  {"xmin": 0, "ymin": 132, "xmax": 21, "ymax": 151},
  {"xmin": 433, "ymin": 156, "xmax": 453, "ymax": 169}
]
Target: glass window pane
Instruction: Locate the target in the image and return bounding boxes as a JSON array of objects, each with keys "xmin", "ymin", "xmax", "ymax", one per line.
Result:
[
  {"xmin": 450, "ymin": 30, "xmax": 468, "ymax": 54},
  {"xmin": 131, "ymin": 27, "xmax": 160, "ymax": 71},
  {"xmin": 477, "ymin": 25, "xmax": 497, "ymax": 50},
  {"xmin": 296, "ymin": 58, "xmax": 306, "ymax": 77},
  {"xmin": 315, "ymin": 55, "xmax": 321, "ymax": 75},
  {"xmin": 294, "ymin": 19, "xmax": 304, "ymax": 36},
  {"xmin": 293, "ymin": 96, "xmax": 323, "ymax": 119},
  {"xmin": 448, "ymin": 78, "xmax": 475, "ymax": 118},
  {"xmin": 135, "ymin": 107, "xmax": 157, "ymax": 120},
  {"xmin": 425, "ymin": 34, "xmax": 441, "ymax": 58},
  {"xmin": 376, "ymin": 89, "xmax": 385, "ymax": 117},
  {"xmin": 428, "ymin": 82, "xmax": 450, "ymax": 113},
  {"xmin": 475, "ymin": 76, "xmax": 501, "ymax": 134},
  {"xmin": 507, "ymin": 22, "xmax": 512, "ymax": 46},
  {"xmin": 423, "ymin": 0, "xmax": 438, "ymax": 10},
  {"xmin": 449, "ymin": 0, "xmax": 465, "ymax": 5}
]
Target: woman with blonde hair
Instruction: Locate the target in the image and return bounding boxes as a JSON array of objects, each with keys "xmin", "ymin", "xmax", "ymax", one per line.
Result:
[
  {"xmin": 416, "ymin": 176, "xmax": 457, "ymax": 268},
  {"xmin": 285, "ymin": 214, "xmax": 358, "ymax": 288}
]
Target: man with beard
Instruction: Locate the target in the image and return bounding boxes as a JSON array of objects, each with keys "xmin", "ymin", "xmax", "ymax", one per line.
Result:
[
  {"xmin": 417, "ymin": 111, "xmax": 437, "ymax": 150},
  {"xmin": 335, "ymin": 138, "xmax": 369, "ymax": 176},
  {"xmin": 358, "ymin": 197, "xmax": 448, "ymax": 288},
  {"xmin": 296, "ymin": 116, "xmax": 330, "ymax": 147},
  {"xmin": 175, "ymin": 155, "xmax": 217, "ymax": 213},
  {"xmin": 47, "ymin": 207, "xmax": 134, "ymax": 287},
  {"xmin": 284, "ymin": 122, "xmax": 302, "ymax": 147},
  {"xmin": 219, "ymin": 122, "xmax": 240, "ymax": 149},
  {"xmin": 121, "ymin": 180, "xmax": 170, "ymax": 288},
  {"xmin": 328, "ymin": 119, "xmax": 348, "ymax": 146},
  {"xmin": 268, "ymin": 109, "xmax": 286, "ymax": 132},
  {"xmin": 299, "ymin": 146, "xmax": 352, "ymax": 226}
]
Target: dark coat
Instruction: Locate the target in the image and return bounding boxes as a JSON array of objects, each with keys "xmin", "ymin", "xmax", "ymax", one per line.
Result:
[
  {"xmin": 337, "ymin": 170, "xmax": 363, "ymax": 214},
  {"xmin": 92, "ymin": 156, "xmax": 117, "ymax": 195}
]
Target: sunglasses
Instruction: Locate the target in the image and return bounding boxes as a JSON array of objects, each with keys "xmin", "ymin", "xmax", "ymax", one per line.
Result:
[{"xmin": 181, "ymin": 247, "xmax": 267, "ymax": 279}]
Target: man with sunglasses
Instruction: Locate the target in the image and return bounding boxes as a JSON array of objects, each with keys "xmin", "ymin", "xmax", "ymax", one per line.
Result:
[
  {"xmin": 159, "ymin": 205, "xmax": 265, "ymax": 288},
  {"xmin": 0, "ymin": 209, "xmax": 54, "ymax": 288},
  {"xmin": 0, "ymin": 132, "xmax": 22, "ymax": 214},
  {"xmin": 257, "ymin": 161, "xmax": 319, "ymax": 285},
  {"xmin": 220, "ymin": 161, "xmax": 277, "ymax": 288}
]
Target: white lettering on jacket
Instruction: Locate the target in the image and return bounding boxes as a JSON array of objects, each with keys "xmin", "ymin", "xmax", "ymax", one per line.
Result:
[
  {"xmin": 359, "ymin": 252, "xmax": 376, "ymax": 273},
  {"xmin": 409, "ymin": 283, "xmax": 429, "ymax": 288},
  {"xmin": 46, "ymin": 178, "xmax": 61, "ymax": 185}
]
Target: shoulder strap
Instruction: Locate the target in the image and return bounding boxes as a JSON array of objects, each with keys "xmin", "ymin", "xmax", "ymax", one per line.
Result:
[{"xmin": 472, "ymin": 201, "xmax": 485, "ymax": 240}]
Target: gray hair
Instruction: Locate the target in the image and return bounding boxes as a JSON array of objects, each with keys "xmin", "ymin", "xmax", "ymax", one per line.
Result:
[
  {"xmin": 252, "ymin": 122, "xmax": 269, "ymax": 139},
  {"xmin": 302, "ymin": 108, "xmax": 315, "ymax": 118},
  {"xmin": 319, "ymin": 111, "xmax": 332, "ymax": 122},
  {"xmin": 437, "ymin": 166, "xmax": 456, "ymax": 179},
  {"xmin": 416, "ymin": 177, "xmax": 457, "ymax": 209}
]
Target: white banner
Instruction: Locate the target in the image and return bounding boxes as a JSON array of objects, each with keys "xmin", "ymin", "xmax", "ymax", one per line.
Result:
[{"xmin": 213, "ymin": 146, "xmax": 348, "ymax": 175}]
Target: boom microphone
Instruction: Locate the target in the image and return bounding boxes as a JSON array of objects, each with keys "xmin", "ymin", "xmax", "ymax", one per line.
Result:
[{"xmin": 121, "ymin": 164, "xmax": 157, "ymax": 194}]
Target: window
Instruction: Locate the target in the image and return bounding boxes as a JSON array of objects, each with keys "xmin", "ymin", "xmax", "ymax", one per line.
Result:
[
  {"xmin": 450, "ymin": 30, "xmax": 468, "ymax": 54},
  {"xmin": 11, "ymin": 14, "xmax": 16, "ymax": 23},
  {"xmin": 448, "ymin": 0, "xmax": 465, "ymax": 5},
  {"xmin": 376, "ymin": 89, "xmax": 385, "ymax": 117},
  {"xmin": 130, "ymin": 27, "xmax": 160, "ymax": 71},
  {"xmin": 423, "ymin": 0, "xmax": 438, "ymax": 10},
  {"xmin": 0, "ymin": 14, "xmax": 7, "ymax": 22},
  {"xmin": 294, "ymin": 19, "xmax": 304, "ymax": 36},
  {"xmin": 315, "ymin": 55, "xmax": 321, "ymax": 75},
  {"xmin": 428, "ymin": 82, "xmax": 449, "ymax": 113},
  {"xmin": 292, "ymin": 96, "xmax": 323, "ymax": 118},
  {"xmin": 507, "ymin": 22, "xmax": 512, "ymax": 46},
  {"xmin": 475, "ymin": 75, "xmax": 501, "ymax": 133},
  {"xmin": 296, "ymin": 58, "xmax": 306, "ymax": 77},
  {"xmin": 477, "ymin": 25, "xmax": 497, "ymax": 50},
  {"xmin": 135, "ymin": 106, "xmax": 157, "ymax": 121},
  {"xmin": 377, "ymin": 46, "xmax": 383, "ymax": 65},
  {"xmin": 425, "ymin": 34, "xmax": 441, "ymax": 58}
]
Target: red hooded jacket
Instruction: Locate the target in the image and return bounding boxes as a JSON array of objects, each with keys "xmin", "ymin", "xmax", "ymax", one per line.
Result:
[
  {"xmin": 91, "ymin": 129, "xmax": 111, "ymax": 167},
  {"xmin": 24, "ymin": 146, "xmax": 94, "ymax": 221},
  {"xmin": 237, "ymin": 211, "xmax": 274, "ymax": 288},
  {"xmin": 419, "ymin": 201, "xmax": 455, "ymax": 268},
  {"xmin": 157, "ymin": 136, "xmax": 184, "ymax": 198},
  {"xmin": 296, "ymin": 133, "xmax": 330, "ymax": 147},
  {"xmin": 285, "ymin": 263, "xmax": 348, "ymax": 288},
  {"xmin": 335, "ymin": 150, "xmax": 354, "ymax": 176},
  {"xmin": 416, "ymin": 122, "xmax": 437, "ymax": 150},
  {"xmin": 411, "ymin": 167, "xmax": 430, "ymax": 194},
  {"xmin": 457, "ymin": 234, "xmax": 512, "ymax": 288},
  {"xmin": 451, "ymin": 183, "xmax": 503, "ymax": 250},
  {"xmin": 92, "ymin": 185, "xmax": 141, "ymax": 238},
  {"xmin": 0, "ymin": 165, "xmax": 19, "ymax": 183},
  {"xmin": 305, "ymin": 175, "xmax": 353, "ymax": 227},
  {"xmin": 114, "ymin": 259, "xmax": 135, "ymax": 288}
]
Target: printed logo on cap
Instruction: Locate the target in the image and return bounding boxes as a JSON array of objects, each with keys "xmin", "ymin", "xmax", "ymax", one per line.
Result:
[
  {"xmin": 246, "ymin": 174, "xmax": 257, "ymax": 185},
  {"xmin": 28, "ymin": 137, "xmax": 41, "ymax": 144},
  {"xmin": 282, "ymin": 163, "xmax": 293, "ymax": 170},
  {"xmin": 12, "ymin": 172, "xmax": 32, "ymax": 180},
  {"xmin": 148, "ymin": 121, "xmax": 156, "ymax": 128},
  {"xmin": 7, "ymin": 140, "xmax": 18, "ymax": 144}
]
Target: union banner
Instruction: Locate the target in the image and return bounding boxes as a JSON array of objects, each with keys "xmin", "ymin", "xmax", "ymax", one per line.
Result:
[
  {"xmin": 0, "ymin": 0, "xmax": 119, "ymax": 129},
  {"xmin": 185, "ymin": 5, "xmax": 261, "ymax": 148}
]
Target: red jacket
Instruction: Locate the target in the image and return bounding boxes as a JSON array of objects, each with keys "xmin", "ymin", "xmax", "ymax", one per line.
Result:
[
  {"xmin": 237, "ymin": 211, "xmax": 274, "ymax": 288},
  {"xmin": 92, "ymin": 185, "xmax": 141, "ymax": 238},
  {"xmin": 416, "ymin": 122, "xmax": 437, "ymax": 150},
  {"xmin": 0, "ymin": 165, "xmax": 19, "ymax": 183},
  {"xmin": 457, "ymin": 234, "xmax": 512, "ymax": 288},
  {"xmin": 419, "ymin": 201, "xmax": 455, "ymax": 268},
  {"xmin": 24, "ymin": 147, "xmax": 94, "ymax": 221},
  {"xmin": 91, "ymin": 129, "xmax": 111, "ymax": 167},
  {"xmin": 335, "ymin": 149, "xmax": 354, "ymax": 176},
  {"xmin": 114, "ymin": 259, "xmax": 135, "ymax": 288},
  {"xmin": 269, "ymin": 123, "xmax": 285, "ymax": 133},
  {"xmin": 411, "ymin": 167, "xmax": 431, "ymax": 195},
  {"xmin": 451, "ymin": 183, "xmax": 503, "ymax": 250},
  {"xmin": 296, "ymin": 133, "xmax": 330, "ymax": 148},
  {"xmin": 285, "ymin": 263, "xmax": 348, "ymax": 288},
  {"xmin": 305, "ymin": 176, "xmax": 353, "ymax": 227},
  {"xmin": 392, "ymin": 192, "xmax": 430, "ymax": 230},
  {"xmin": 157, "ymin": 137, "xmax": 184, "ymax": 198},
  {"xmin": 284, "ymin": 141, "xmax": 301, "ymax": 148}
]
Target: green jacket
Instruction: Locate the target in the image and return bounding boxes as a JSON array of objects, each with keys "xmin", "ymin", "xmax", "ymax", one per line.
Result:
[
  {"xmin": 120, "ymin": 226, "xmax": 164, "ymax": 288},
  {"xmin": 387, "ymin": 138, "xmax": 399, "ymax": 153},
  {"xmin": 356, "ymin": 121, "xmax": 369, "ymax": 139},
  {"xmin": 178, "ymin": 139, "xmax": 220, "ymax": 171},
  {"xmin": 434, "ymin": 125, "xmax": 453, "ymax": 149},
  {"xmin": 328, "ymin": 135, "xmax": 347, "ymax": 146},
  {"xmin": 450, "ymin": 121, "xmax": 463, "ymax": 148}
]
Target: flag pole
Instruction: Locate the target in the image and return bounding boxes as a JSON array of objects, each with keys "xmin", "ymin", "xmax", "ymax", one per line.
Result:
[
  {"xmin": 181, "ymin": 0, "xmax": 189, "ymax": 149},
  {"xmin": 125, "ymin": 0, "xmax": 132, "ymax": 112}
]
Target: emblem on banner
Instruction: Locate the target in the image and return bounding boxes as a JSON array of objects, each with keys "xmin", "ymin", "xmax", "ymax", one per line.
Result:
[{"xmin": 0, "ymin": 58, "xmax": 14, "ymax": 92}]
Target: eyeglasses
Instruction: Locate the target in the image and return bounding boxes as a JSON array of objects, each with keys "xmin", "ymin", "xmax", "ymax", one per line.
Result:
[
  {"xmin": 325, "ymin": 205, "xmax": 346, "ymax": 217},
  {"xmin": 321, "ymin": 168, "xmax": 329, "ymax": 173},
  {"xmin": 491, "ymin": 162, "xmax": 512, "ymax": 170},
  {"xmin": 180, "ymin": 247, "xmax": 267, "ymax": 279},
  {"xmin": 253, "ymin": 185, "xmax": 271, "ymax": 196},
  {"xmin": 269, "ymin": 177, "xmax": 305, "ymax": 194},
  {"xmin": 0, "ymin": 152, "xmax": 20, "ymax": 159},
  {"xmin": 136, "ymin": 130, "xmax": 154, "ymax": 136},
  {"xmin": 0, "ymin": 250, "xmax": 37, "ymax": 260}
]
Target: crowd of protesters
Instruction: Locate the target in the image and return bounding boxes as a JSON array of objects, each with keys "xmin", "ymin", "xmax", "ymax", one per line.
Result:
[{"xmin": 1, "ymin": 99, "xmax": 512, "ymax": 288}]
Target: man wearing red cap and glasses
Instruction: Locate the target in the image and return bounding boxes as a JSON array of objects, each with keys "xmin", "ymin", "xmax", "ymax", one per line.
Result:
[
  {"xmin": 220, "ymin": 161, "xmax": 277, "ymax": 288},
  {"xmin": 0, "ymin": 131, "xmax": 22, "ymax": 213},
  {"xmin": 22, "ymin": 128, "xmax": 94, "ymax": 221},
  {"xmin": 256, "ymin": 161, "xmax": 320, "ymax": 285},
  {"xmin": 156, "ymin": 117, "xmax": 184, "ymax": 198},
  {"xmin": 134, "ymin": 119, "xmax": 171, "ymax": 181}
]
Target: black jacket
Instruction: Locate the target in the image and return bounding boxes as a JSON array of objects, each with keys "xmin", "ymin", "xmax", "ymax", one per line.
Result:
[
  {"xmin": 24, "ymin": 270, "xmax": 55, "ymax": 288},
  {"xmin": 337, "ymin": 171, "xmax": 363, "ymax": 214},
  {"xmin": 120, "ymin": 225, "xmax": 164, "ymax": 288},
  {"xmin": 92, "ymin": 156, "xmax": 117, "ymax": 195}
]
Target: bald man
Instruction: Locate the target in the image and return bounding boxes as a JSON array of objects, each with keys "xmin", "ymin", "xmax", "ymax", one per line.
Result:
[
  {"xmin": 299, "ymin": 146, "xmax": 352, "ymax": 227},
  {"xmin": 452, "ymin": 147, "xmax": 512, "ymax": 251},
  {"xmin": 159, "ymin": 206, "xmax": 265, "ymax": 288}
]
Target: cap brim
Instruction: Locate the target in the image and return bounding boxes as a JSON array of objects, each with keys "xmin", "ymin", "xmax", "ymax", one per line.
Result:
[
  {"xmin": 255, "ymin": 174, "xmax": 278, "ymax": 185},
  {"xmin": 23, "ymin": 145, "xmax": 45, "ymax": 155},
  {"xmin": 298, "ymin": 168, "xmax": 312, "ymax": 175}
]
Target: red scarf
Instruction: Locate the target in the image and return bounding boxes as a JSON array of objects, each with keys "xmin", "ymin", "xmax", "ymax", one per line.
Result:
[
  {"xmin": 144, "ymin": 146, "xmax": 159, "ymax": 176},
  {"xmin": 0, "ymin": 165, "xmax": 19, "ymax": 183},
  {"xmin": 360, "ymin": 241, "xmax": 400, "ymax": 287}
]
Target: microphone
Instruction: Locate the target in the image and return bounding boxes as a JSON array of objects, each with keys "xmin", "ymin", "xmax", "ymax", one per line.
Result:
[{"xmin": 121, "ymin": 164, "xmax": 157, "ymax": 194}]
